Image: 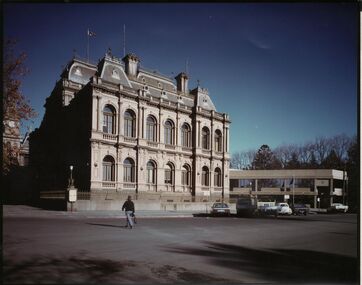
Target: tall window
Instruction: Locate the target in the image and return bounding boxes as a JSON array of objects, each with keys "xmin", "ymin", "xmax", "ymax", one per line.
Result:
[
  {"xmin": 103, "ymin": 155, "xmax": 115, "ymax": 181},
  {"xmin": 202, "ymin": 127, "xmax": 210, "ymax": 150},
  {"xmin": 214, "ymin": 130, "xmax": 222, "ymax": 152},
  {"xmin": 202, "ymin": 166, "xmax": 209, "ymax": 186},
  {"xmin": 103, "ymin": 105, "xmax": 116, "ymax": 134},
  {"xmin": 181, "ymin": 123, "xmax": 191, "ymax": 147},
  {"xmin": 123, "ymin": 158, "xmax": 135, "ymax": 182},
  {"xmin": 165, "ymin": 162, "xmax": 174, "ymax": 185},
  {"xmin": 164, "ymin": 119, "xmax": 175, "ymax": 145},
  {"xmin": 146, "ymin": 116, "xmax": 157, "ymax": 142},
  {"xmin": 124, "ymin": 110, "xmax": 136, "ymax": 137},
  {"xmin": 214, "ymin": 167, "xmax": 222, "ymax": 187},
  {"xmin": 182, "ymin": 164, "xmax": 191, "ymax": 186},
  {"xmin": 147, "ymin": 160, "xmax": 156, "ymax": 184}
]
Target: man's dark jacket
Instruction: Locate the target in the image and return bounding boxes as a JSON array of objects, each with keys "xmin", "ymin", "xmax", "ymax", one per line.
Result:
[{"xmin": 122, "ymin": 200, "xmax": 135, "ymax": 212}]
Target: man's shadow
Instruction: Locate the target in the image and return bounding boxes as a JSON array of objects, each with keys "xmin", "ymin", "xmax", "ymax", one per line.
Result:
[{"xmin": 86, "ymin": 223, "xmax": 129, "ymax": 229}]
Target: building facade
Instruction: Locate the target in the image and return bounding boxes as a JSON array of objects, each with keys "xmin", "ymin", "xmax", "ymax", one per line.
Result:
[
  {"xmin": 30, "ymin": 52, "xmax": 231, "ymax": 202},
  {"xmin": 229, "ymin": 169, "xmax": 348, "ymax": 208}
]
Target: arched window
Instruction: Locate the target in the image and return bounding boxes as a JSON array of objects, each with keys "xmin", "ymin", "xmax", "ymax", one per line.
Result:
[
  {"xmin": 202, "ymin": 127, "xmax": 210, "ymax": 150},
  {"xmin": 164, "ymin": 119, "xmax": 175, "ymax": 145},
  {"xmin": 214, "ymin": 130, "xmax": 222, "ymax": 152},
  {"xmin": 103, "ymin": 105, "xmax": 116, "ymax": 134},
  {"xmin": 124, "ymin": 110, "xmax": 136, "ymax": 137},
  {"xmin": 147, "ymin": 160, "xmax": 156, "ymax": 184},
  {"xmin": 103, "ymin": 155, "xmax": 115, "ymax": 181},
  {"xmin": 181, "ymin": 123, "xmax": 191, "ymax": 147},
  {"xmin": 123, "ymin": 158, "xmax": 135, "ymax": 182},
  {"xmin": 146, "ymin": 116, "xmax": 157, "ymax": 142},
  {"xmin": 214, "ymin": 167, "xmax": 222, "ymax": 187},
  {"xmin": 165, "ymin": 162, "xmax": 174, "ymax": 185},
  {"xmin": 202, "ymin": 166, "xmax": 209, "ymax": 186},
  {"xmin": 182, "ymin": 164, "xmax": 191, "ymax": 186}
]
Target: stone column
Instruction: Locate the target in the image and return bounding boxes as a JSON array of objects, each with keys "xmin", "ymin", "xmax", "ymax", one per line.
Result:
[
  {"xmin": 97, "ymin": 96, "xmax": 101, "ymax": 131},
  {"xmin": 330, "ymin": 179, "xmax": 334, "ymax": 206}
]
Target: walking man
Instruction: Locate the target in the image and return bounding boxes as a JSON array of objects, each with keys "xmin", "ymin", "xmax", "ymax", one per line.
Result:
[{"xmin": 122, "ymin": 195, "xmax": 135, "ymax": 229}]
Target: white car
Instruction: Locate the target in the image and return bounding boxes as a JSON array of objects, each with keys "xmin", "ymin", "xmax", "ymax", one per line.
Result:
[
  {"xmin": 330, "ymin": 203, "xmax": 349, "ymax": 213},
  {"xmin": 276, "ymin": 203, "xmax": 293, "ymax": 215},
  {"xmin": 263, "ymin": 202, "xmax": 292, "ymax": 216}
]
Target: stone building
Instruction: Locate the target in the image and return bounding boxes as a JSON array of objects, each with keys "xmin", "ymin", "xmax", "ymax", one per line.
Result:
[{"xmin": 30, "ymin": 52, "xmax": 231, "ymax": 203}]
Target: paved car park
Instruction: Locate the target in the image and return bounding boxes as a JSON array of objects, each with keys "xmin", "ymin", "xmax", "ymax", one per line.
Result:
[{"xmin": 3, "ymin": 205, "xmax": 358, "ymax": 284}]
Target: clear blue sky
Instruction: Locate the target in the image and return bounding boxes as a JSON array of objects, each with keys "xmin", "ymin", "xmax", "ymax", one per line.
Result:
[{"xmin": 4, "ymin": 3, "xmax": 358, "ymax": 153}]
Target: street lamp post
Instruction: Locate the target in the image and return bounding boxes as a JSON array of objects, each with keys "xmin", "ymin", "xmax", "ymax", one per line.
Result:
[
  {"xmin": 69, "ymin": 165, "xmax": 74, "ymax": 212},
  {"xmin": 69, "ymin": 165, "xmax": 74, "ymax": 187}
]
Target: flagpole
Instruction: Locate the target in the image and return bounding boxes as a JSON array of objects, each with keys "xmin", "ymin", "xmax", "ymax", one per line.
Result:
[
  {"xmin": 292, "ymin": 175, "xmax": 295, "ymax": 207},
  {"xmin": 87, "ymin": 28, "xmax": 90, "ymax": 63},
  {"xmin": 123, "ymin": 24, "xmax": 126, "ymax": 57}
]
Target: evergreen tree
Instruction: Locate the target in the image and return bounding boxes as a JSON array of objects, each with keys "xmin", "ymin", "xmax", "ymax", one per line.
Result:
[{"xmin": 252, "ymin": 144, "xmax": 282, "ymax": 170}]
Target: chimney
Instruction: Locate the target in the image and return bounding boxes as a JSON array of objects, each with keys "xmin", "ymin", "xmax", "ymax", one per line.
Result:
[
  {"xmin": 122, "ymin": 53, "xmax": 139, "ymax": 77},
  {"xmin": 175, "ymin": 72, "xmax": 189, "ymax": 94}
]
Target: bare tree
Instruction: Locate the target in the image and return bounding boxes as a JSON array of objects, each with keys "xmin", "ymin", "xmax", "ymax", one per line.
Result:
[
  {"xmin": 313, "ymin": 136, "xmax": 331, "ymax": 164},
  {"xmin": 329, "ymin": 134, "xmax": 352, "ymax": 163},
  {"xmin": 274, "ymin": 144, "xmax": 299, "ymax": 168},
  {"xmin": 231, "ymin": 149, "xmax": 255, "ymax": 169}
]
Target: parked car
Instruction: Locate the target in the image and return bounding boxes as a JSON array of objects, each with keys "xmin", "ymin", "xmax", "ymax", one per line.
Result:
[
  {"xmin": 328, "ymin": 203, "xmax": 349, "ymax": 213},
  {"xmin": 211, "ymin": 202, "xmax": 231, "ymax": 216},
  {"xmin": 265, "ymin": 203, "xmax": 293, "ymax": 216},
  {"xmin": 236, "ymin": 198, "xmax": 258, "ymax": 217},
  {"xmin": 291, "ymin": 204, "xmax": 310, "ymax": 215}
]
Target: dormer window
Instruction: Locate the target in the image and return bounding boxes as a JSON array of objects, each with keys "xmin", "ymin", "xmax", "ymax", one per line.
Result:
[
  {"xmin": 111, "ymin": 69, "xmax": 120, "ymax": 79},
  {"xmin": 158, "ymin": 82, "xmax": 162, "ymax": 88},
  {"xmin": 142, "ymin": 77, "xmax": 146, "ymax": 83},
  {"xmin": 75, "ymin": 67, "xmax": 82, "ymax": 76}
]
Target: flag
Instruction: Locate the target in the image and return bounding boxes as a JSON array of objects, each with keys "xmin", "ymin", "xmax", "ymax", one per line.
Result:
[
  {"xmin": 289, "ymin": 178, "xmax": 294, "ymax": 186},
  {"xmin": 280, "ymin": 181, "xmax": 285, "ymax": 191},
  {"xmin": 87, "ymin": 29, "xmax": 96, "ymax": 37}
]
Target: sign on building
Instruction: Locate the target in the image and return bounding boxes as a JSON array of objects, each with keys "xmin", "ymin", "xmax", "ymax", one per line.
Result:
[{"xmin": 315, "ymin": 179, "xmax": 329, "ymax": 187}]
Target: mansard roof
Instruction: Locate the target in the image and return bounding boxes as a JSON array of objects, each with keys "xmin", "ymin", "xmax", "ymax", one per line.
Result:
[{"xmin": 60, "ymin": 52, "xmax": 218, "ymax": 112}]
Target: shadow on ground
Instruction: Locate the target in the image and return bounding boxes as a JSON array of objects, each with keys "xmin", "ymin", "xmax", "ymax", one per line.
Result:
[
  {"xmin": 164, "ymin": 241, "xmax": 358, "ymax": 284},
  {"xmin": 3, "ymin": 255, "xmax": 236, "ymax": 284}
]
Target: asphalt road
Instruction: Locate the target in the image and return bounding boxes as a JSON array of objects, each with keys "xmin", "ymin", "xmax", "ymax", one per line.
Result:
[{"xmin": 3, "ymin": 213, "xmax": 358, "ymax": 284}]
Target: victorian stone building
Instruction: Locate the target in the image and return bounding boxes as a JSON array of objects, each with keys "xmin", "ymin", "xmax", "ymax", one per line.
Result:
[{"xmin": 30, "ymin": 52, "xmax": 231, "ymax": 203}]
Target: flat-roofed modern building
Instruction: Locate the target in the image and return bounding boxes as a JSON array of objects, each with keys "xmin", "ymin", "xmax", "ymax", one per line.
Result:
[
  {"xmin": 30, "ymin": 52, "xmax": 231, "ymax": 207},
  {"xmin": 229, "ymin": 169, "xmax": 348, "ymax": 208}
]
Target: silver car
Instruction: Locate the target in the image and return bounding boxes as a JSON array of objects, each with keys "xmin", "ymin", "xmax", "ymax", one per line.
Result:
[{"xmin": 211, "ymin": 202, "xmax": 231, "ymax": 216}]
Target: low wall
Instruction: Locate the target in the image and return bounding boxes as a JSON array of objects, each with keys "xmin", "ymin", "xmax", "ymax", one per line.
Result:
[{"xmin": 69, "ymin": 199, "xmax": 236, "ymax": 212}]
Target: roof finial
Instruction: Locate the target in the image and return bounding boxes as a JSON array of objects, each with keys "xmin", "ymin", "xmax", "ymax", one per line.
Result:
[
  {"xmin": 107, "ymin": 47, "xmax": 112, "ymax": 56},
  {"xmin": 197, "ymin": 79, "xmax": 200, "ymax": 87}
]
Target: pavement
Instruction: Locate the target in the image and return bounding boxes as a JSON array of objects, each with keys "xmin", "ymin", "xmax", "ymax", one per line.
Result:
[{"xmin": 3, "ymin": 206, "xmax": 358, "ymax": 284}]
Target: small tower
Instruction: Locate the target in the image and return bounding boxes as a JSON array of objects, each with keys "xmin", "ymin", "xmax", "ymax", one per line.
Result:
[
  {"xmin": 122, "ymin": 53, "xmax": 139, "ymax": 77},
  {"xmin": 175, "ymin": 72, "xmax": 189, "ymax": 94}
]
